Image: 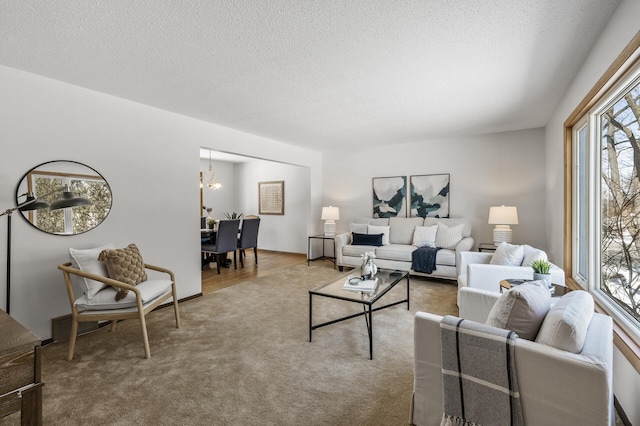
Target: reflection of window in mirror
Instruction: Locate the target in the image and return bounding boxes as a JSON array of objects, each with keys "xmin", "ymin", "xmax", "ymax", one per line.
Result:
[{"xmin": 26, "ymin": 170, "xmax": 110, "ymax": 235}]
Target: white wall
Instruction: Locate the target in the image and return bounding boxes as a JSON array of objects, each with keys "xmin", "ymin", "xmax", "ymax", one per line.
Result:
[
  {"xmin": 235, "ymin": 160, "xmax": 310, "ymax": 253},
  {"xmin": 544, "ymin": 0, "xmax": 639, "ymax": 422},
  {"xmin": 323, "ymin": 128, "xmax": 549, "ymax": 253},
  {"xmin": 0, "ymin": 65, "xmax": 322, "ymax": 340}
]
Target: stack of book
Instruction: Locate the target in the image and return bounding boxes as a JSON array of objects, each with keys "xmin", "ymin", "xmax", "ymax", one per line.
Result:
[{"xmin": 343, "ymin": 276, "xmax": 378, "ymax": 293}]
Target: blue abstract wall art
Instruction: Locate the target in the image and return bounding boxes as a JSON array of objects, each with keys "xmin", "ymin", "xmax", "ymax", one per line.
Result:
[
  {"xmin": 373, "ymin": 176, "xmax": 407, "ymax": 218},
  {"xmin": 409, "ymin": 174, "xmax": 450, "ymax": 218}
]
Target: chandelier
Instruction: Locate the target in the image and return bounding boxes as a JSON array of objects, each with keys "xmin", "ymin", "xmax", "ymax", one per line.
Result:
[{"xmin": 203, "ymin": 151, "xmax": 222, "ymax": 190}]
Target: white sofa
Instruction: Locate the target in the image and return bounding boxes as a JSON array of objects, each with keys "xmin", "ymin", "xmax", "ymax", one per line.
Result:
[
  {"xmin": 411, "ymin": 287, "xmax": 614, "ymax": 426},
  {"xmin": 457, "ymin": 246, "xmax": 565, "ymax": 293},
  {"xmin": 334, "ymin": 217, "xmax": 473, "ymax": 280}
]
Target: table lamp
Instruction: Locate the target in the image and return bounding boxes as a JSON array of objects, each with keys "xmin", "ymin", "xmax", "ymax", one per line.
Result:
[
  {"xmin": 488, "ymin": 205, "xmax": 518, "ymax": 245},
  {"xmin": 321, "ymin": 206, "xmax": 340, "ymax": 237}
]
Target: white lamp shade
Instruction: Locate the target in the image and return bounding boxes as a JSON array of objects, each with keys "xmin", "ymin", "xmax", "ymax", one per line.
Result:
[
  {"xmin": 321, "ymin": 206, "xmax": 340, "ymax": 221},
  {"xmin": 488, "ymin": 205, "xmax": 518, "ymax": 225}
]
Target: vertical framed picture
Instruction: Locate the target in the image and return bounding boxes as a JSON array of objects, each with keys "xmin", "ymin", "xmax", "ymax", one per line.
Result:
[
  {"xmin": 372, "ymin": 176, "xmax": 407, "ymax": 218},
  {"xmin": 409, "ymin": 174, "xmax": 450, "ymax": 218},
  {"xmin": 258, "ymin": 181, "xmax": 284, "ymax": 215}
]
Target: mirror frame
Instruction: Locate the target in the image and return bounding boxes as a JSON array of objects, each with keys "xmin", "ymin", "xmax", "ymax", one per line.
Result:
[{"xmin": 15, "ymin": 160, "xmax": 112, "ymax": 235}]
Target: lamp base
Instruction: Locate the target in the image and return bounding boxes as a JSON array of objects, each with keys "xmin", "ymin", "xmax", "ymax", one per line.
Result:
[
  {"xmin": 493, "ymin": 225, "xmax": 513, "ymax": 246},
  {"xmin": 324, "ymin": 221, "xmax": 336, "ymax": 237}
]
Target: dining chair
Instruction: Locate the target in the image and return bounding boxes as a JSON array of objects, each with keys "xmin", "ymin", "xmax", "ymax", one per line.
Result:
[
  {"xmin": 202, "ymin": 219, "xmax": 240, "ymax": 273},
  {"xmin": 238, "ymin": 218, "xmax": 260, "ymax": 268}
]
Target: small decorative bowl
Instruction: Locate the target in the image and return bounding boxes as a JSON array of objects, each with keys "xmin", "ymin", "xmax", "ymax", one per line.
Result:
[{"xmin": 349, "ymin": 277, "xmax": 362, "ymax": 285}]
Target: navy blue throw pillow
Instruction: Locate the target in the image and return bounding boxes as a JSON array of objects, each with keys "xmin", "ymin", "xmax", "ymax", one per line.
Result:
[{"xmin": 352, "ymin": 232, "xmax": 383, "ymax": 246}]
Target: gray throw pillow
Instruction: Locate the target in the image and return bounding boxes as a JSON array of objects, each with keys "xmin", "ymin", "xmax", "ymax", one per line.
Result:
[{"xmin": 485, "ymin": 280, "xmax": 551, "ymax": 340}]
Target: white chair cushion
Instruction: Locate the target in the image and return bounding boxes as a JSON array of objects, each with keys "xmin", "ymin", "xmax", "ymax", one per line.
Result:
[
  {"xmin": 490, "ymin": 242, "xmax": 524, "ymax": 266},
  {"xmin": 74, "ymin": 279, "xmax": 173, "ymax": 311},
  {"xmin": 535, "ymin": 290, "xmax": 594, "ymax": 353},
  {"xmin": 434, "ymin": 222, "xmax": 464, "ymax": 249},
  {"xmin": 368, "ymin": 225, "xmax": 390, "ymax": 245},
  {"xmin": 485, "ymin": 280, "xmax": 551, "ymax": 340},
  {"xmin": 69, "ymin": 244, "xmax": 116, "ymax": 299},
  {"xmin": 522, "ymin": 245, "xmax": 548, "ymax": 267},
  {"xmin": 412, "ymin": 225, "xmax": 438, "ymax": 248}
]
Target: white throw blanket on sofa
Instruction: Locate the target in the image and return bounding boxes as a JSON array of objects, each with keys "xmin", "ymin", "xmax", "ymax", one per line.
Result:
[{"xmin": 440, "ymin": 315, "xmax": 523, "ymax": 426}]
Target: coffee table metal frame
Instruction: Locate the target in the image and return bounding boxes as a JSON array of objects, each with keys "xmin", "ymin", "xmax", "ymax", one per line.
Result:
[{"xmin": 308, "ymin": 269, "xmax": 410, "ymax": 360}]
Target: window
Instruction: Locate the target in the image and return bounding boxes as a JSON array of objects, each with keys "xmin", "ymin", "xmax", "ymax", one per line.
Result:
[{"xmin": 566, "ymin": 33, "xmax": 640, "ymax": 347}]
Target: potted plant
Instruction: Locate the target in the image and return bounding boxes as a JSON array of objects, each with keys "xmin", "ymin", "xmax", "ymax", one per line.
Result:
[
  {"xmin": 531, "ymin": 258, "xmax": 552, "ymax": 287},
  {"xmin": 224, "ymin": 212, "xmax": 243, "ymax": 220}
]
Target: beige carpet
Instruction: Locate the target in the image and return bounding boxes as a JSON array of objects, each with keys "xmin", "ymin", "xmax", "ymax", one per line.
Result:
[{"xmin": 26, "ymin": 265, "xmax": 458, "ymax": 425}]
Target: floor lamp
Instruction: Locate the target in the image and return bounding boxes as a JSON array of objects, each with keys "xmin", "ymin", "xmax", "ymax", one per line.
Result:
[{"xmin": 2, "ymin": 188, "xmax": 91, "ymax": 314}]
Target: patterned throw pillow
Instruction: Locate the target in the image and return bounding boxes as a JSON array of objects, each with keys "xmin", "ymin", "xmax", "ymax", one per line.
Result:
[
  {"xmin": 434, "ymin": 222, "xmax": 464, "ymax": 249},
  {"xmin": 98, "ymin": 243, "xmax": 147, "ymax": 301}
]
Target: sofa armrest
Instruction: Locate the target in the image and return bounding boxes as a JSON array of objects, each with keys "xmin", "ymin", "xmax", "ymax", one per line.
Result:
[
  {"xmin": 458, "ymin": 251, "xmax": 492, "ymax": 279},
  {"xmin": 458, "ymin": 287, "xmax": 500, "ymax": 322},
  {"xmin": 467, "ymin": 263, "xmax": 533, "ymax": 292},
  {"xmin": 334, "ymin": 233, "xmax": 350, "ymax": 266}
]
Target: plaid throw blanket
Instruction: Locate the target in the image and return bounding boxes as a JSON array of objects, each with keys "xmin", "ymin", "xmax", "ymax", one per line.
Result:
[{"xmin": 440, "ymin": 315, "xmax": 523, "ymax": 426}]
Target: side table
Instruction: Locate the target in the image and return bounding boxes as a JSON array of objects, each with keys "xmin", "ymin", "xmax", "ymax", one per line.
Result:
[
  {"xmin": 478, "ymin": 243, "xmax": 498, "ymax": 253},
  {"xmin": 0, "ymin": 310, "xmax": 43, "ymax": 425},
  {"xmin": 307, "ymin": 234, "xmax": 336, "ymax": 268},
  {"xmin": 500, "ymin": 279, "xmax": 571, "ymax": 297}
]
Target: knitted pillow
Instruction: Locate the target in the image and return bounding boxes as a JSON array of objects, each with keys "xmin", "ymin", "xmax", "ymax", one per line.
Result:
[{"xmin": 98, "ymin": 243, "xmax": 147, "ymax": 301}]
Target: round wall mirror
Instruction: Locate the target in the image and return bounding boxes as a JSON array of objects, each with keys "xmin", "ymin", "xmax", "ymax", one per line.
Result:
[{"xmin": 15, "ymin": 160, "xmax": 112, "ymax": 235}]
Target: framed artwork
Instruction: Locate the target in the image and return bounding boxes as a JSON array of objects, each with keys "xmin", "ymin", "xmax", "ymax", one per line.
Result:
[
  {"xmin": 372, "ymin": 176, "xmax": 407, "ymax": 218},
  {"xmin": 409, "ymin": 174, "xmax": 450, "ymax": 218},
  {"xmin": 258, "ymin": 181, "xmax": 284, "ymax": 215}
]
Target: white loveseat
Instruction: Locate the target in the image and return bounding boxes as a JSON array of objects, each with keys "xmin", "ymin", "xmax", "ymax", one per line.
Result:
[
  {"xmin": 457, "ymin": 245, "xmax": 565, "ymax": 293},
  {"xmin": 411, "ymin": 287, "xmax": 614, "ymax": 426},
  {"xmin": 334, "ymin": 217, "xmax": 473, "ymax": 280}
]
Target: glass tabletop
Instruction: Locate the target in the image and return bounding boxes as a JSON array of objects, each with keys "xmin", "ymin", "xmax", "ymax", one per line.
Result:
[{"xmin": 309, "ymin": 269, "xmax": 409, "ymax": 304}]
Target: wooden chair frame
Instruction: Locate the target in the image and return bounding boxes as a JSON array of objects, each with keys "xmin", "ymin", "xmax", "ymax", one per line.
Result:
[{"xmin": 58, "ymin": 262, "xmax": 181, "ymax": 360}]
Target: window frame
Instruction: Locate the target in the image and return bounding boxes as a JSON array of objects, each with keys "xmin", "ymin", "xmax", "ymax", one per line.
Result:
[{"xmin": 564, "ymin": 31, "xmax": 640, "ymax": 372}]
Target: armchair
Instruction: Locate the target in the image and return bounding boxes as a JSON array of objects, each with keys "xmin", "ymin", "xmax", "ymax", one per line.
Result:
[
  {"xmin": 411, "ymin": 287, "xmax": 614, "ymax": 426},
  {"xmin": 457, "ymin": 246, "xmax": 565, "ymax": 294},
  {"xmin": 59, "ymin": 255, "xmax": 180, "ymax": 360}
]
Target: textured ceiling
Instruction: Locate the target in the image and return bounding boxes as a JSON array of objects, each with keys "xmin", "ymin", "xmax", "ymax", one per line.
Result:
[{"xmin": 0, "ymin": 1, "xmax": 621, "ymax": 152}]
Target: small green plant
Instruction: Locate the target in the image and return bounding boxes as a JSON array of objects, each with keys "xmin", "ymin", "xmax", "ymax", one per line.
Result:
[
  {"xmin": 224, "ymin": 212, "xmax": 243, "ymax": 219},
  {"xmin": 531, "ymin": 259, "xmax": 551, "ymax": 274}
]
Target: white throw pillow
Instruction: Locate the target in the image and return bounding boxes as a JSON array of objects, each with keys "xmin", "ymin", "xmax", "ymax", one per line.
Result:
[
  {"xmin": 490, "ymin": 242, "xmax": 525, "ymax": 266},
  {"xmin": 412, "ymin": 225, "xmax": 438, "ymax": 248},
  {"xmin": 69, "ymin": 244, "xmax": 116, "ymax": 299},
  {"xmin": 434, "ymin": 222, "xmax": 464, "ymax": 249},
  {"xmin": 535, "ymin": 290, "xmax": 594, "ymax": 353},
  {"xmin": 522, "ymin": 245, "xmax": 548, "ymax": 267},
  {"xmin": 485, "ymin": 280, "xmax": 551, "ymax": 340},
  {"xmin": 368, "ymin": 225, "xmax": 390, "ymax": 245}
]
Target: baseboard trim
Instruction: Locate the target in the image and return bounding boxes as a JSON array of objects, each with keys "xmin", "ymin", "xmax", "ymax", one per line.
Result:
[{"xmin": 42, "ymin": 293, "xmax": 204, "ymax": 347}]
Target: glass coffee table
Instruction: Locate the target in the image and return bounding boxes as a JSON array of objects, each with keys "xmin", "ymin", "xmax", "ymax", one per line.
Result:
[{"xmin": 308, "ymin": 269, "xmax": 410, "ymax": 360}]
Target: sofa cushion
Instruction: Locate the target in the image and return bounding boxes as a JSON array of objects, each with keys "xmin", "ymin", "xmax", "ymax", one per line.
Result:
[
  {"xmin": 535, "ymin": 290, "xmax": 594, "ymax": 353},
  {"xmin": 349, "ymin": 223, "xmax": 369, "ymax": 236},
  {"xmin": 490, "ymin": 242, "xmax": 524, "ymax": 266},
  {"xmin": 389, "ymin": 217, "xmax": 424, "ymax": 244},
  {"xmin": 434, "ymin": 222, "xmax": 464, "ymax": 249},
  {"xmin": 522, "ymin": 245, "xmax": 548, "ymax": 267},
  {"xmin": 352, "ymin": 232, "xmax": 383, "ymax": 246},
  {"xmin": 485, "ymin": 280, "xmax": 551, "ymax": 340},
  {"xmin": 424, "ymin": 217, "xmax": 471, "ymax": 238},
  {"xmin": 436, "ymin": 249, "xmax": 456, "ymax": 266},
  {"xmin": 375, "ymin": 244, "xmax": 416, "ymax": 262},
  {"xmin": 343, "ymin": 244, "xmax": 376, "ymax": 258},
  {"xmin": 69, "ymin": 243, "xmax": 116, "ymax": 299},
  {"xmin": 368, "ymin": 225, "xmax": 390, "ymax": 245},
  {"xmin": 74, "ymin": 279, "xmax": 172, "ymax": 311},
  {"xmin": 412, "ymin": 225, "xmax": 438, "ymax": 248},
  {"xmin": 353, "ymin": 217, "xmax": 389, "ymax": 226}
]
